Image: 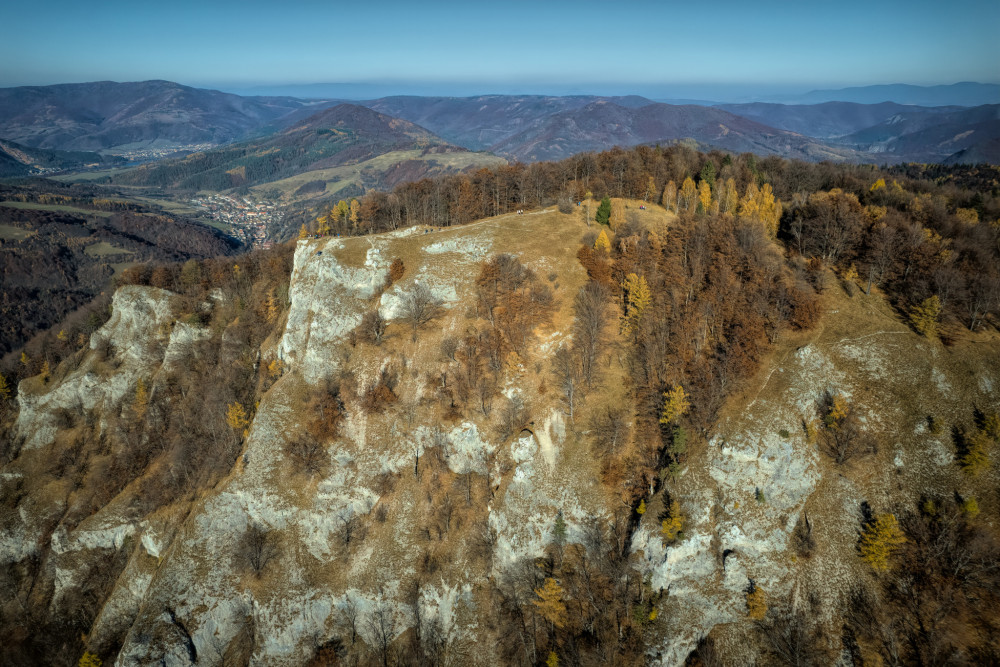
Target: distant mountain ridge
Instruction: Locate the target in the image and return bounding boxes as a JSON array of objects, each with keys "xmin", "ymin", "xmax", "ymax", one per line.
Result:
[
  {"xmin": 367, "ymin": 95, "xmax": 656, "ymax": 151},
  {"xmin": 107, "ymin": 103, "xmax": 470, "ymax": 191},
  {"xmin": 481, "ymin": 100, "xmax": 863, "ymax": 162},
  {"xmin": 791, "ymin": 82, "xmax": 1000, "ymax": 107},
  {"xmin": 0, "ymin": 80, "xmax": 327, "ymax": 153}
]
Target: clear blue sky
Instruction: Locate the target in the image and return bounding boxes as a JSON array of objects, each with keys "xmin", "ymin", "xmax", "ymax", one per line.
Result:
[{"xmin": 2, "ymin": 0, "xmax": 998, "ymax": 96}]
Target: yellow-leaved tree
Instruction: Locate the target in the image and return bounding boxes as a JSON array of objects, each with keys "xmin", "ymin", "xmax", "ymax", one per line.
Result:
[
  {"xmin": 720, "ymin": 178, "xmax": 738, "ymax": 214},
  {"xmin": 226, "ymin": 402, "xmax": 250, "ymax": 438},
  {"xmin": 133, "ymin": 378, "xmax": 149, "ymax": 420},
  {"xmin": 533, "ymin": 578, "xmax": 567, "ymax": 629},
  {"xmin": 698, "ymin": 180, "xmax": 712, "ymax": 214},
  {"xmin": 610, "ymin": 198, "xmax": 626, "ymax": 230},
  {"xmin": 746, "ymin": 583, "xmax": 767, "ymax": 620},
  {"xmin": 662, "ymin": 181, "xmax": 677, "ymax": 212},
  {"xmin": 78, "ymin": 651, "xmax": 102, "ymax": 667},
  {"xmin": 738, "ymin": 182, "xmax": 782, "ymax": 237},
  {"xmin": 910, "ymin": 295, "xmax": 942, "ymax": 338},
  {"xmin": 621, "ymin": 273, "xmax": 651, "ymax": 336},
  {"xmin": 349, "ymin": 199, "xmax": 360, "ymax": 230},
  {"xmin": 661, "ymin": 500, "xmax": 685, "ymax": 542},
  {"xmin": 679, "ymin": 177, "xmax": 697, "ymax": 212},
  {"xmin": 0, "ymin": 373, "xmax": 10, "ymax": 401},
  {"xmin": 594, "ymin": 229, "xmax": 611, "ymax": 252},
  {"xmin": 859, "ymin": 513, "xmax": 906, "ymax": 571},
  {"xmin": 660, "ymin": 385, "xmax": 690, "ymax": 426},
  {"xmin": 316, "ymin": 214, "xmax": 331, "ymax": 237},
  {"xmin": 298, "ymin": 224, "xmax": 309, "ymax": 240}
]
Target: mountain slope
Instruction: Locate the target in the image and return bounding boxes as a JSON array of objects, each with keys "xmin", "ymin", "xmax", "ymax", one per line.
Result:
[
  {"xmin": 0, "ymin": 80, "xmax": 322, "ymax": 153},
  {"xmin": 833, "ymin": 104, "xmax": 1000, "ymax": 163},
  {"xmin": 366, "ymin": 94, "xmax": 655, "ymax": 150},
  {"xmin": 487, "ymin": 101, "xmax": 863, "ymax": 162},
  {"xmin": 0, "ymin": 138, "xmax": 125, "ymax": 177},
  {"xmin": 108, "ymin": 103, "xmax": 464, "ymax": 191},
  {"xmin": 715, "ymin": 101, "xmax": 961, "ymax": 138}
]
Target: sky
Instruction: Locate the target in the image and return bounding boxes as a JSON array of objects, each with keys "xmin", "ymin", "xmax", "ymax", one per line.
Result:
[{"xmin": 2, "ymin": 0, "xmax": 998, "ymax": 98}]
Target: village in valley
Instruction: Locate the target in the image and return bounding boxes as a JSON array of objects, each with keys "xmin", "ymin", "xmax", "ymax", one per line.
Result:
[{"xmin": 189, "ymin": 193, "xmax": 281, "ymax": 248}]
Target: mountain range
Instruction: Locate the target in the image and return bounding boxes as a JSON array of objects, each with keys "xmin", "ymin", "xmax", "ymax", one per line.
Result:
[
  {"xmin": 0, "ymin": 80, "xmax": 329, "ymax": 153},
  {"xmin": 0, "ymin": 80, "xmax": 998, "ymax": 194}
]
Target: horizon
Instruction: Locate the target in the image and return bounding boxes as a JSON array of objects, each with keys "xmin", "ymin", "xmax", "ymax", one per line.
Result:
[{"xmin": 2, "ymin": 0, "xmax": 998, "ymax": 97}]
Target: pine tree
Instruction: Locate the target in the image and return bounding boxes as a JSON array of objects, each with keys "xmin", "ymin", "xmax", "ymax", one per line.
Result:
[
  {"xmin": 700, "ymin": 161, "xmax": 716, "ymax": 188},
  {"xmin": 595, "ymin": 196, "xmax": 612, "ymax": 226},
  {"xmin": 859, "ymin": 513, "xmax": 906, "ymax": 571},
  {"xmin": 546, "ymin": 651, "xmax": 559, "ymax": 667},
  {"xmin": 553, "ymin": 510, "xmax": 567, "ymax": 546},
  {"xmin": 637, "ymin": 499, "xmax": 646, "ymax": 515}
]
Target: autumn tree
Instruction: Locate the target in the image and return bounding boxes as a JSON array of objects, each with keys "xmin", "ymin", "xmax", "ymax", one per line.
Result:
[
  {"xmin": 659, "ymin": 385, "xmax": 690, "ymax": 426},
  {"xmin": 593, "ymin": 229, "xmax": 611, "ymax": 252},
  {"xmin": 661, "ymin": 500, "xmax": 685, "ymax": 542},
  {"xmin": 661, "ymin": 180, "xmax": 677, "ymax": 212},
  {"xmin": 610, "ymin": 198, "xmax": 626, "ymax": 230},
  {"xmin": 910, "ymin": 295, "xmax": 941, "ymax": 338},
  {"xmin": 349, "ymin": 199, "xmax": 360, "ymax": 231},
  {"xmin": 859, "ymin": 513, "xmax": 906, "ymax": 571},
  {"xmin": 621, "ymin": 273, "xmax": 650, "ymax": 336},
  {"xmin": 133, "ymin": 378, "xmax": 149, "ymax": 420},
  {"xmin": 698, "ymin": 180, "xmax": 712, "ymax": 214},
  {"xmin": 533, "ymin": 578, "xmax": 567, "ymax": 630},
  {"xmin": 679, "ymin": 177, "xmax": 697, "ymax": 212}
]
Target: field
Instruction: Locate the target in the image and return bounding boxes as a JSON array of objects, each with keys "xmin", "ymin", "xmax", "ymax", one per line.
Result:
[
  {"xmin": 0, "ymin": 224, "xmax": 33, "ymax": 240},
  {"xmin": 0, "ymin": 200, "xmax": 112, "ymax": 217},
  {"xmin": 83, "ymin": 241, "xmax": 131, "ymax": 257},
  {"xmin": 253, "ymin": 149, "xmax": 507, "ymax": 202}
]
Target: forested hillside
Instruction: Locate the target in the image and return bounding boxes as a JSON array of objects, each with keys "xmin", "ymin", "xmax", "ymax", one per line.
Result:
[{"xmin": 1, "ymin": 145, "xmax": 998, "ymax": 666}]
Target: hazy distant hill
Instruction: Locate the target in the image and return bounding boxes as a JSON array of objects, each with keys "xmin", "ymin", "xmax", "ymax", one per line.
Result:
[
  {"xmin": 0, "ymin": 138, "xmax": 125, "ymax": 177},
  {"xmin": 485, "ymin": 101, "xmax": 863, "ymax": 162},
  {"xmin": 0, "ymin": 80, "xmax": 323, "ymax": 153},
  {"xmin": 108, "ymin": 103, "xmax": 470, "ymax": 191},
  {"xmin": 715, "ymin": 101, "xmax": 961, "ymax": 139},
  {"xmin": 792, "ymin": 82, "xmax": 1000, "ymax": 107},
  {"xmin": 366, "ymin": 95, "xmax": 655, "ymax": 150},
  {"xmin": 832, "ymin": 104, "xmax": 1000, "ymax": 163}
]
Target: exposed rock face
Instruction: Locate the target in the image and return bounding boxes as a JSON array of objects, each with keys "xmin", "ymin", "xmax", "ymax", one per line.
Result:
[{"xmin": 4, "ymin": 214, "xmax": 998, "ymax": 666}]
